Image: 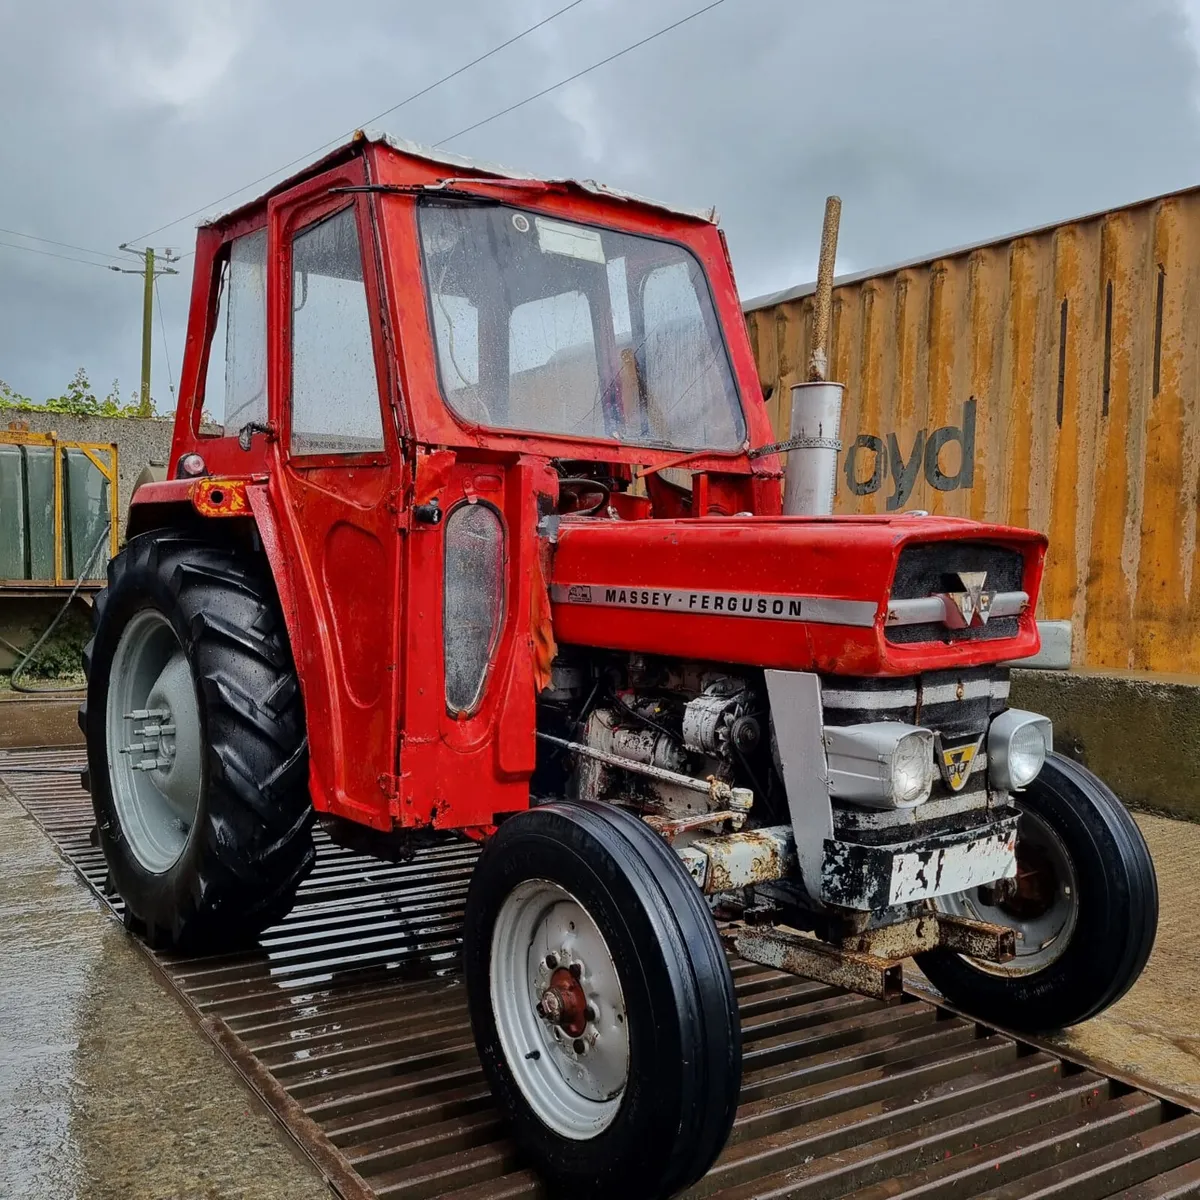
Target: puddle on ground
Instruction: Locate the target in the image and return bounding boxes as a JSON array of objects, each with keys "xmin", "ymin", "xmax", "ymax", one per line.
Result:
[{"xmin": 0, "ymin": 788, "xmax": 332, "ymax": 1200}]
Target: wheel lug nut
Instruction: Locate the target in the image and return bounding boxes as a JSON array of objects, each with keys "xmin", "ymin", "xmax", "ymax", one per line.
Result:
[
  {"xmin": 545, "ymin": 953, "xmax": 558, "ymax": 969},
  {"xmin": 573, "ymin": 1039, "xmax": 586, "ymax": 1054},
  {"xmin": 539, "ymin": 989, "xmax": 564, "ymax": 1022},
  {"xmin": 569, "ymin": 962, "xmax": 582, "ymax": 979},
  {"xmin": 585, "ymin": 1005, "xmax": 597, "ymax": 1022}
]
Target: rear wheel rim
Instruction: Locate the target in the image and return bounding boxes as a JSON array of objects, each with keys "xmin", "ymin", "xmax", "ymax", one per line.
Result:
[
  {"xmin": 937, "ymin": 806, "xmax": 1079, "ymax": 975},
  {"xmin": 105, "ymin": 609, "xmax": 203, "ymax": 874},
  {"xmin": 490, "ymin": 878, "xmax": 630, "ymax": 1140}
]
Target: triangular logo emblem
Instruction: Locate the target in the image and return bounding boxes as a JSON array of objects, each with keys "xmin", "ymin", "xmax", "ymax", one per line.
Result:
[
  {"xmin": 935, "ymin": 732, "xmax": 984, "ymax": 792},
  {"xmin": 937, "ymin": 571, "xmax": 995, "ymax": 629},
  {"xmin": 957, "ymin": 572, "xmax": 991, "ymax": 625}
]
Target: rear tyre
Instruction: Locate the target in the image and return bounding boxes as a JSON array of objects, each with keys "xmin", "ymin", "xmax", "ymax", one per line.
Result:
[
  {"xmin": 464, "ymin": 801, "xmax": 741, "ymax": 1200},
  {"xmin": 82, "ymin": 530, "xmax": 314, "ymax": 951},
  {"xmin": 916, "ymin": 752, "xmax": 1157, "ymax": 1031}
]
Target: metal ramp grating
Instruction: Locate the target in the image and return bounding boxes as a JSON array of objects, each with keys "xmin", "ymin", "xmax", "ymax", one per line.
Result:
[{"xmin": 4, "ymin": 746, "xmax": 1200, "ymax": 1199}]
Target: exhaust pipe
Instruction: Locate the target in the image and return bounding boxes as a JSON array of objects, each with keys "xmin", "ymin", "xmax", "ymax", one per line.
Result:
[
  {"xmin": 783, "ymin": 195, "xmax": 843, "ymax": 517},
  {"xmin": 782, "ymin": 381, "xmax": 843, "ymax": 516}
]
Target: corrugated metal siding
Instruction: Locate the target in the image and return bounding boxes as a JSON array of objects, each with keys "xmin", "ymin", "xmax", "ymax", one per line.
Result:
[{"xmin": 745, "ymin": 190, "xmax": 1200, "ymax": 673}]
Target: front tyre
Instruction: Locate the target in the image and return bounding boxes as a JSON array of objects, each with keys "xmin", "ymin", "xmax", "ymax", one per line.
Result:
[
  {"xmin": 916, "ymin": 752, "xmax": 1158, "ymax": 1031},
  {"xmin": 82, "ymin": 531, "xmax": 315, "ymax": 951},
  {"xmin": 464, "ymin": 801, "xmax": 741, "ymax": 1200}
]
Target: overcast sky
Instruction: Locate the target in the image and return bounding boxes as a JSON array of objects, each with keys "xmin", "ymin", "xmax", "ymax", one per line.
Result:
[{"xmin": 3, "ymin": 0, "xmax": 1200, "ymax": 408}]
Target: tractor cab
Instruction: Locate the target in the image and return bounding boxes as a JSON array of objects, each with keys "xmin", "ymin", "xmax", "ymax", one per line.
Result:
[{"xmin": 140, "ymin": 132, "xmax": 782, "ymax": 837}]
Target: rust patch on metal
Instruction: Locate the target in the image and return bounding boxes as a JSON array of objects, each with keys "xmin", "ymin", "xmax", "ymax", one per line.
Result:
[
  {"xmin": 935, "ymin": 913, "xmax": 1018, "ymax": 962},
  {"xmin": 843, "ymin": 916, "xmax": 941, "ymax": 960},
  {"xmin": 736, "ymin": 925, "xmax": 904, "ymax": 1002},
  {"xmin": 529, "ymin": 549, "xmax": 557, "ymax": 694},
  {"xmin": 689, "ymin": 826, "xmax": 796, "ymax": 893},
  {"xmin": 643, "ymin": 811, "xmax": 735, "ymax": 840},
  {"xmin": 540, "ymin": 967, "xmax": 588, "ymax": 1039},
  {"xmin": 838, "ymin": 911, "xmax": 1016, "ymax": 964}
]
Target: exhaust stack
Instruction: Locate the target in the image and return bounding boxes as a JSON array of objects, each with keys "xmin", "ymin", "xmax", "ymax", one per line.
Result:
[
  {"xmin": 782, "ymin": 381, "xmax": 843, "ymax": 517},
  {"xmin": 783, "ymin": 195, "xmax": 843, "ymax": 518}
]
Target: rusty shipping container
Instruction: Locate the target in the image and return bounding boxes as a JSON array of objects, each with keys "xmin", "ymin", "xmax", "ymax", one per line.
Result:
[{"xmin": 744, "ymin": 187, "xmax": 1200, "ymax": 674}]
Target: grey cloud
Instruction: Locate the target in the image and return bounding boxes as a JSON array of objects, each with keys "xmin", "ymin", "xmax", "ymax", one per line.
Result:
[{"xmin": 2, "ymin": 0, "xmax": 1199, "ymax": 404}]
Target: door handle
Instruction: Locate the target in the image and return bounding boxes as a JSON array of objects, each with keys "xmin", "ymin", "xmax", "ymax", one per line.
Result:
[{"xmin": 413, "ymin": 499, "xmax": 443, "ymax": 526}]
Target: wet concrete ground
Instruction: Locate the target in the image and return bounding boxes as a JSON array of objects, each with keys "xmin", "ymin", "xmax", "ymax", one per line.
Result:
[
  {"xmin": 0, "ymin": 784, "xmax": 332, "ymax": 1200},
  {"xmin": 0, "ymin": 696, "xmax": 85, "ymax": 749},
  {"xmin": 1043, "ymin": 812, "xmax": 1200, "ymax": 1102}
]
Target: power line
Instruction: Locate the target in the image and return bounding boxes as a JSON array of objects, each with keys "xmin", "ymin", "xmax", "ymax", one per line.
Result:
[
  {"xmin": 0, "ymin": 238, "xmax": 124, "ymax": 271},
  {"xmin": 436, "ymin": 0, "xmax": 730, "ymax": 146},
  {"xmin": 0, "ymin": 226, "xmax": 124, "ymax": 263},
  {"xmin": 154, "ymin": 275, "xmax": 176, "ymax": 402},
  {"xmin": 127, "ymin": 0, "xmax": 589, "ymax": 246}
]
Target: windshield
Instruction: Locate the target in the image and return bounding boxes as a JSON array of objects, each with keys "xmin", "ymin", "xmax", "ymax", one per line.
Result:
[{"xmin": 417, "ymin": 200, "xmax": 746, "ymax": 451}]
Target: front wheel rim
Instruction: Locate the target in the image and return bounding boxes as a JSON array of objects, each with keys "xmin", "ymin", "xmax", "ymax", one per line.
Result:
[
  {"xmin": 937, "ymin": 806, "xmax": 1080, "ymax": 975},
  {"xmin": 104, "ymin": 608, "xmax": 203, "ymax": 874},
  {"xmin": 490, "ymin": 878, "xmax": 630, "ymax": 1140}
]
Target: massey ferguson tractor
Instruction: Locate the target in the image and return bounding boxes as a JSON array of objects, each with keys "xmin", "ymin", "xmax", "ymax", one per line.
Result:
[{"xmin": 83, "ymin": 133, "xmax": 1158, "ymax": 1199}]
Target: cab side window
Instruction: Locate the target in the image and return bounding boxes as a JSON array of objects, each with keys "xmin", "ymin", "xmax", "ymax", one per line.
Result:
[
  {"xmin": 203, "ymin": 228, "xmax": 268, "ymax": 436},
  {"xmin": 289, "ymin": 206, "xmax": 385, "ymax": 456}
]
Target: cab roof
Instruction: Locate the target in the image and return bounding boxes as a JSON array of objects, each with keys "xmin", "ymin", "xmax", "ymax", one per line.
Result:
[{"xmin": 201, "ymin": 129, "xmax": 719, "ymax": 230}]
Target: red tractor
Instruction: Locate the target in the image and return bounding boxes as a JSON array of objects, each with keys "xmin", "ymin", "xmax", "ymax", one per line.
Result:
[{"xmin": 84, "ymin": 133, "xmax": 1157, "ymax": 1199}]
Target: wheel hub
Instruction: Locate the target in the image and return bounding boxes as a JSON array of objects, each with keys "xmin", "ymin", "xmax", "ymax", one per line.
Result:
[
  {"xmin": 997, "ymin": 840, "xmax": 1061, "ymax": 920},
  {"xmin": 489, "ymin": 879, "xmax": 631, "ymax": 1139},
  {"xmin": 105, "ymin": 610, "xmax": 203, "ymax": 874},
  {"xmin": 121, "ymin": 706, "xmax": 176, "ymax": 773},
  {"xmin": 937, "ymin": 805, "xmax": 1080, "ymax": 975},
  {"xmin": 538, "ymin": 966, "xmax": 589, "ymax": 1039}
]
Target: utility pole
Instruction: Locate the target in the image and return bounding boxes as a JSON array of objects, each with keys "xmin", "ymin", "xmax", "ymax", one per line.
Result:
[
  {"xmin": 113, "ymin": 244, "xmax": 179, "ymax": 416},
  {"xmin": 140, "ymin": 247, "xmax": 155, "ymax": 417}
]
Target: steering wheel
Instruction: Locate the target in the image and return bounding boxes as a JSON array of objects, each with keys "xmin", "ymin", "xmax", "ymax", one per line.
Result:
[{"xmin": 556, "ymin": 477, "xmax": 612, "ymax": 516}]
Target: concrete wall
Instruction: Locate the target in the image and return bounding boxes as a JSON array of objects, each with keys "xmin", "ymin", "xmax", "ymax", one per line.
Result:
[
  {"xmin": 1011, "ymin": 669, "xmax": 1200, "ymax": 821},
  {"xmin": 4, "ymin": 413, "xmax": 173, "ymax": 540}
]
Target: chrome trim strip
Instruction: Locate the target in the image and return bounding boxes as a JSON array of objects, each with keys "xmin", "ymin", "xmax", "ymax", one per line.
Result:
[
  {"xmin": 989, "ymin": 591, "xmax": 1029, "ymax": 618},
  {"xmin": 922, "ymin": 678, "xmax": 999, "ymax": 704},
  {"xmin": 821, "ymin": 687, "xmax": 918, "ymax": 710},
  {"xmin": 885, "ymin": 590, "xmax": 1028, "ymax": 627},
  {"xmin": 822, "ymin": 679, "xmax": 1009, "ymax": 710},
  {"xmin": 551, "ymin": 584, "xmax": 878, "ymax": 628}
]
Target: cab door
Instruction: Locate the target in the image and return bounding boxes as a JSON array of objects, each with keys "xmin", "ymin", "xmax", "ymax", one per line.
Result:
[{"xmin": 266, "ymin": 162, "xmax": 405, "ymax": 830}]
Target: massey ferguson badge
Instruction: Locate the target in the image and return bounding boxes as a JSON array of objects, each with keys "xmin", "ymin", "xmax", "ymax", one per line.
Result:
[{"xmin": 552, "ymin": 582, "xmax": 877, "ymax": 625}]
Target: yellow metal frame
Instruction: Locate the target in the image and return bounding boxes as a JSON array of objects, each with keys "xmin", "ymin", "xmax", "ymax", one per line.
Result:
[{"xmin": 0, "ymin": 428, "xmax": 120, "ymax": 588}]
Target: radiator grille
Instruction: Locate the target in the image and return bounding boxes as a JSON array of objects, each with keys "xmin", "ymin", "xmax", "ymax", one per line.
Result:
[
  {"xmin": 821, "ymin": 667, "xmax": 1010, "ymax": 809},
  {"xmin": 887, "ymin": 541, "xmax": 1024, "ymax": 644}
]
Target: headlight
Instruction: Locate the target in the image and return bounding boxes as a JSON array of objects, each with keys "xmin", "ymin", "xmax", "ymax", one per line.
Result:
[
  {"xmin": 891, "ymin": 730, "xmax": 936, "ymax": 803},
  {"xmin": 988, "ymin": 709, "xmax": 1052, "ymax": 790},
  {"xmin": 824, "ymin": 722, "xmax": 935, "ymax": 810}
]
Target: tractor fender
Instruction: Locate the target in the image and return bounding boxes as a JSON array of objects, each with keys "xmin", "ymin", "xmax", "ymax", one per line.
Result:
[
  {"xmin": 125, "ymin": 478, "xmax": 302, "ymax": 666},
  {"xmin": 125, "ymin": 475, "xmax": 189, "ymax": 540}
]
